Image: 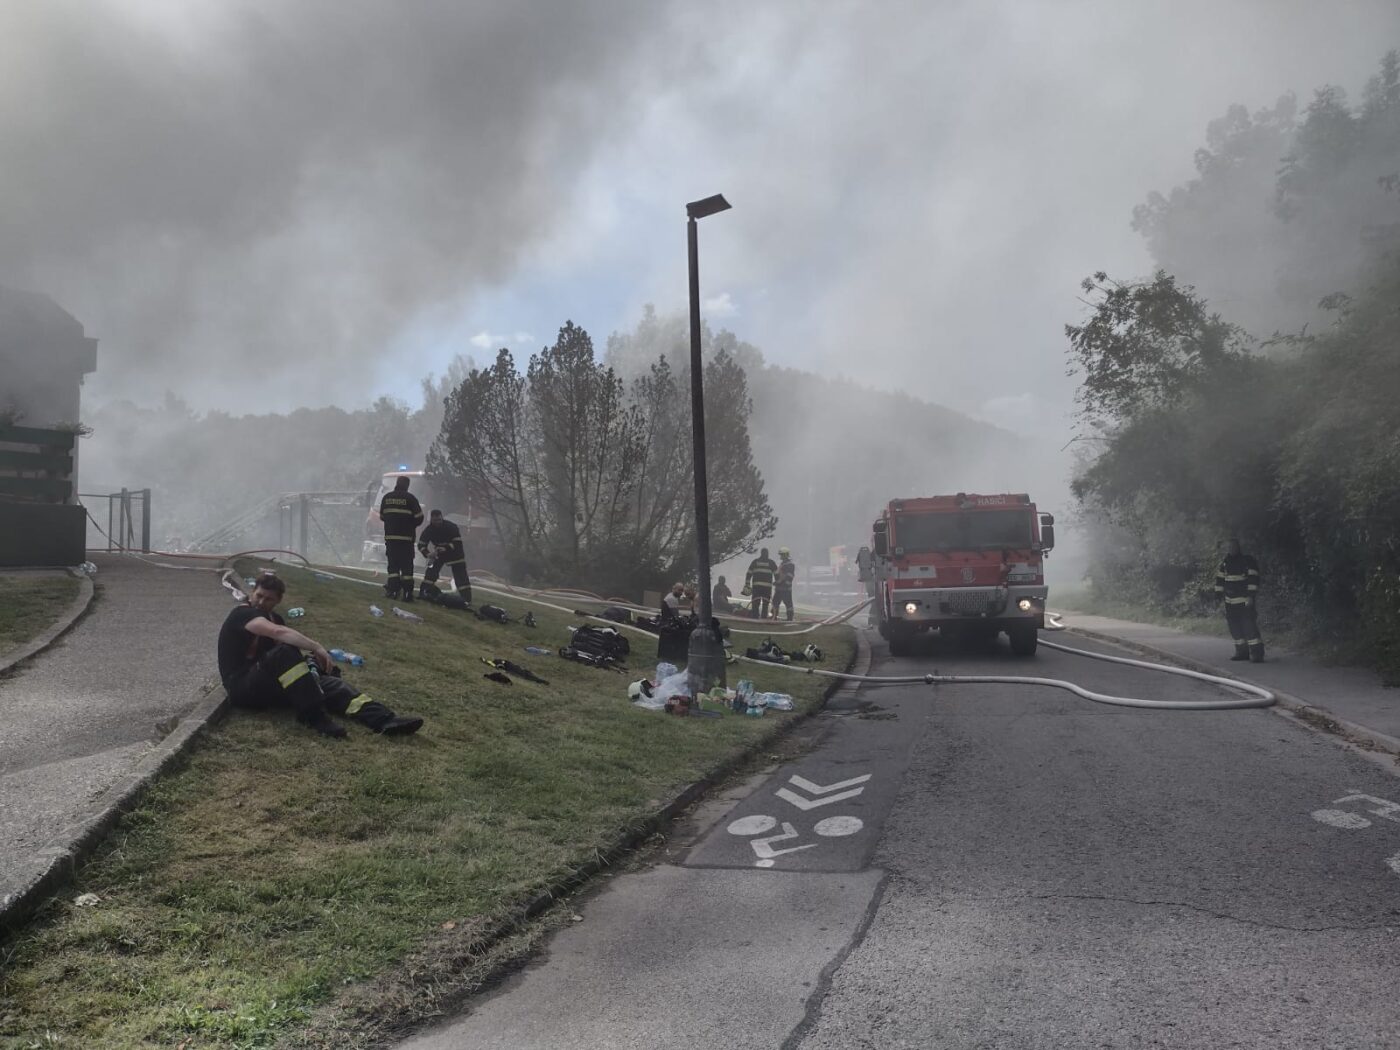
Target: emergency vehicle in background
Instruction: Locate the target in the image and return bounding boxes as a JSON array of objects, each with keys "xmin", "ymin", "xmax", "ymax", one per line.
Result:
[
  {"xmin": 362, "ymin": 470, "xmax": 503, "ymax": 573},
  {"xmin": 857, "ymin": 493, "xmax": 1055, "ymax": 657}
]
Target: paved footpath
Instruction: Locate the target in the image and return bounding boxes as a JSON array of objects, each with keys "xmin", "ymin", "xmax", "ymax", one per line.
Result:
[
  {"xmin": 1061, "ymin": 611, "xmax": 1400, "ymax": 747},
  {"xmin": 0, "ymin": 553, "xmax": 231, "ymax": 919}
]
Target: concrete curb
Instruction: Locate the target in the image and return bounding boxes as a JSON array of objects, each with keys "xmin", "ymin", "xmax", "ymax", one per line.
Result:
[
  {"xmin": 0, "ymin": 680, "xmax": 230, "ymax": 935},
  {"xmin": 505, "ymin": 625, "xmax": 870, "ymax": 923},
  {"xmin": 1061, "ymin": 624, "xmax": 1400, "ymax": 758},
  {"xmin": 0, "ymin": 568, "xmax": 95, "ymax": 677},
  {"xmin": 363, "ymin": 625, "xmax": 873, "ymax": 1039}
]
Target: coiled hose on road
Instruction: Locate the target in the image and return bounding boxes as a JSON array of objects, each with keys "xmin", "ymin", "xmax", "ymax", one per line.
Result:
[
  {"xmin": 295, "ymin": 560, "xmax": 1277, "ymax": 713},
  {"xmin": 103, "ymin": 544, "xmax": 1273, "ymax": 714}
]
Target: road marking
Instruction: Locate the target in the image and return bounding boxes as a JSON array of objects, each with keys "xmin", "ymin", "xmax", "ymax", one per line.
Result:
[
  {"xmin": 751, "ymin": 822, "xmax": 819, "ymax": 867},
  {"xmin": 727, "ymin": 814, "xmax": 778, "ymax": 836},
  {"xmin": 814, "ymin": 816, "xmax": 864, "ymax": 837},
  {"xmin": 788, "ymin": 773, "xmax": 872, "ymax": 795},
  {"xmin": 777, "ymin": 772, "xmax": 872, "ymax": 811},
  {"xmin": 1311, "ymin": 809, "xmax": 1373, "ymax": 829},
  {"xmin": 1331, "ymin": 792, "xmax": 1400, "ymax": 825}
]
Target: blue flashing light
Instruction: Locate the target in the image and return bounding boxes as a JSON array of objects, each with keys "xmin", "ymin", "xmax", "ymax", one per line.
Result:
[{"xmin": 397, "ymin": 464, "xmax": 410, "ymax": 471}]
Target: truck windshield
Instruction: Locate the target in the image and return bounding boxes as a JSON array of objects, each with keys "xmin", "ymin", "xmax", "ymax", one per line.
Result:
[{"xmin": 893, "ymin": 510, "xmax": 1032, "ymax": 552}]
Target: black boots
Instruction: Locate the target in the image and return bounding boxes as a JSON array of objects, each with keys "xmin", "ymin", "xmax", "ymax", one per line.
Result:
[
  {"xmin": 1249, "ymin": 644, "xmax": 1266, "ymax": 663},
  {"xmin": 1231, "ymin": 645, "xmax": 1249, "ymax": 661},
  {"xmin": 353, "ymin": 700, "xmax": 423, "ymax": 736}
]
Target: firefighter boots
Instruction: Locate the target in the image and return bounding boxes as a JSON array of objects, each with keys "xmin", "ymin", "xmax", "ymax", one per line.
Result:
[
  {"xmin": 1249, "ymin": 644, "xmax": 1266, "ymax": 663},
  {"xmin": 1230, "ymin": 644, "xmax": 1249, "ymax": 661}
]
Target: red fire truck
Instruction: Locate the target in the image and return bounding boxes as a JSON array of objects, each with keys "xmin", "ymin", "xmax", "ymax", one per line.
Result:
[{"xmin": 857, "ymin": 493, "xmax": 1055, "ymax": 656}]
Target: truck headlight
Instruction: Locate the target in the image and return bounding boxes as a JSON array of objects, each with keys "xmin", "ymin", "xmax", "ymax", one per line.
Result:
[
  {"xmin": 904, "ymin": 602, "xmax": 919, "ymax": 615},
  {"xmin": 1017, "ymin": 598, "xmax": 1033, "ymax": 611}
]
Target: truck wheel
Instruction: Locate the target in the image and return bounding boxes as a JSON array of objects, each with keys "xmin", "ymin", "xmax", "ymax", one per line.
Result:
[
  {"xmin": 1008, "ymin": 626, "xmax": 1038, "ymax": 656},
  {"xmin": 888, "ymin": 627, "xmax": 915, "ymax": 657}
]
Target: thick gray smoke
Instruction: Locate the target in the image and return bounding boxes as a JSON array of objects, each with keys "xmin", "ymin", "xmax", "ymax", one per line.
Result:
[{"xmin": 0, "ymin": 0, "xmax": 670, "ymax": 406}]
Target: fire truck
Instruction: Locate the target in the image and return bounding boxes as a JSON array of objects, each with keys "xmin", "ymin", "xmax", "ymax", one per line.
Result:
[{"xmin": 857, "ymin": 493, "xmax": 1055, "ymax": 656}]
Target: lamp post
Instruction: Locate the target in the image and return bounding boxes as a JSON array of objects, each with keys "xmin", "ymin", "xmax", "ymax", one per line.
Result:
[{"xmin": 685, "ymin": 192, "xmax": 731, "ymax": 693}]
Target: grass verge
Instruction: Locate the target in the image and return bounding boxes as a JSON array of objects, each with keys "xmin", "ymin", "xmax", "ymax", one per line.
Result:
[
  {"xmin": 0, "ymin": 560, "xmax": 855, "ymax": 1049},
  {"xmin": 0, "ymin": 572, "xmax": 81, "ymax": 661}
]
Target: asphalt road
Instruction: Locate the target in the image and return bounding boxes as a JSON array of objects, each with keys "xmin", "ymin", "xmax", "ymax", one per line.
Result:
[{"xmin": 399, "ymin": 628, "xmax": 1400, "ymax": 1049}]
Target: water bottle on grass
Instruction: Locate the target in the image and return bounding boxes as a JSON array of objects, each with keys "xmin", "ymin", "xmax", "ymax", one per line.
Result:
[{"xmin": 369, "ymin": 605, "xmax": 384, "ymax": 618}]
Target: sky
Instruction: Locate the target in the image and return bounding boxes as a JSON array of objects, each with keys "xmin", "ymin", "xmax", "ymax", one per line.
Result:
[{"xmin": 2, "ymin": 0, "xmax": 1398, "ymax": 444}]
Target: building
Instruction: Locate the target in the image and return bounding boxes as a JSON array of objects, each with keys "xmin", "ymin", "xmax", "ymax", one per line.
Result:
[{"xmin": 0, "ymin": 286, "xmax": 98, "ymax": 566}]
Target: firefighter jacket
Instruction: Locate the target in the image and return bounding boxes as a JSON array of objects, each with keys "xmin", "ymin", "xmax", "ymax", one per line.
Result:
[
  {"xmin": 1214, "ymin": 553, "xmax": 1261, "ymax": 605},
  {"xmin": 745, "ymin": 556, "xmax": 778, "ymax": 595},
  {"xmin": 417, "ymin": 518, "xmax": 465, "ymax": 564},
  {"xmin": 777, "ymin": 558, "xmax": 796, "ymax": 588},
  {"xmin": 379, "ymin": 491, "xmax": 424, "ymax": 541}
]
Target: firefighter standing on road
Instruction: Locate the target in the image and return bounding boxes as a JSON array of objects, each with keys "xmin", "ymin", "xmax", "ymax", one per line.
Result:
[
  {"xmin": 774, "ymin": 547, "xmax": 797, "ymax": 622},
  {"xmin": 743, "ymin": 547, "xmax": 778, "ymax": 620},
  {"xmin": 417, "ymin": 509, "xmax": 472, "ymax": 604},
  {"xmin": 379, "ymin": 476, "xmax": 424, "ymax": 601},
  {"xmin": 1215, "ymin": 537, "xmax": 1264, "ymax": 663}
]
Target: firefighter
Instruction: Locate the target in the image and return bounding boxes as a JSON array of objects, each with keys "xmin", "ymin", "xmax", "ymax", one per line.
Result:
[
  {"xmin": 660, "ymin": 581, "xmax": 686, "ymax": 624},
  {"xmin": 217, "ymin": 572, "xmax": 423, "ymax": 737},
  {"xmin": 743, "ymin": 547, "xmax": 778, "ymax": 620},
  {"xmin": 774, "ymin": 546, "xmax": 797, "ymax": 622},
  {"xmin": 417, "ymin": 509, "xmax": 472, "ymax": 603},
  {"xmin": 1215, "ymin": 537, "xmax": 1264, "ymax": 662},
  {"xmin": 712, "ymin": 575, "xmax": 734, "ymax": 613},
  {"xmin": 379, "ymin": 475, "xmax": 424, "ymax": 601}
]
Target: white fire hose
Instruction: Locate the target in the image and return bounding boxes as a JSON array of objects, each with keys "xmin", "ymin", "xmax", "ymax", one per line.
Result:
[{"xmin": 241, "ymin": 559, "xmax": 1271, "ymax": 713}]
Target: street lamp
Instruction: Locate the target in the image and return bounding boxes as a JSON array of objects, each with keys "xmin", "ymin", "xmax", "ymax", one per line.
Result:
[{"xmin": 686, "ymin": 192, "xmax": 731, "ymax": 693}]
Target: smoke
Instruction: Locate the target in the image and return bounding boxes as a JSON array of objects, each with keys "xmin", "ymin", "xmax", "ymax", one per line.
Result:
[{"xmin": 0, "ymin": 0, "xmax": 674, "ymax": 407}]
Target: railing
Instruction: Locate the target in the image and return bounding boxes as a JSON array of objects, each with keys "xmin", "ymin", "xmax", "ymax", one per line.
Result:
[{"xmin": 78, "ymin": 488, "xmax": 152, "ymax": 552}]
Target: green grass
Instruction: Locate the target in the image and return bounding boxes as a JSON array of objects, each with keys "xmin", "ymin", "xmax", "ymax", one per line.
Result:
[
  {"xmin": 0, "ymin": 561, "xmax": 855, "ymax": 1049},
  {"xmin": 0, "ymin": 573, "xmax": 81, "ymax": 659}
]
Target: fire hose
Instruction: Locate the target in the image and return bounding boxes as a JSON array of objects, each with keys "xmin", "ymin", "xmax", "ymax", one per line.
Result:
[
  {"xmin": 256, "ymin": 559, "xmax": 1272, "ymax": 713},
  {"xmin": 82, "ymin": 542, "xmax": 1274, "ymax": 713}
]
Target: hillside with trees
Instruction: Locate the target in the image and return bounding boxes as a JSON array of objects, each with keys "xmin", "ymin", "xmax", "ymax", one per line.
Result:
[{"xmin": 1068, "ymin": 50, "xmax": 1400, "ymax": 677}]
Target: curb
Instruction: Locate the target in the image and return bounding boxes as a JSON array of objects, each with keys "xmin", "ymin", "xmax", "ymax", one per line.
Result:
[
  {"xmin": 498, "ymin": 624, "xmax": 868, "ymax": 922},
  {"xmin": 1062, "ymin": 624, "xmax": 1400, "ymax": 758},
  {"xmin": 349, "ymin": 624, "xmax": 871, "ymax": 1044},
  {"xmin": 0, "ymin": 568, "xmax": 95, "ymax": 677},
  {"xmin": 0, "ymin": 681, "xmax": 230, "ymax": 935}
]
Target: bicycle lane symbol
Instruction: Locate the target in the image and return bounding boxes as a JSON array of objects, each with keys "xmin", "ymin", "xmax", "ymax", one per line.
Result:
[
  {"xmin": 1311, "ymin": 791, "xmax": 1400, "ymax": 878},
  {"xmin": 727, "ymin": 814, "xmax": 865, "ymax": 868}
]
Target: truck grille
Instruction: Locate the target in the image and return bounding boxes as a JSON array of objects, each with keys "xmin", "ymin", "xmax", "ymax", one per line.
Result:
[{"xmin": 939, "ymin": 588, "xmax": 1007, "ymax": 617}]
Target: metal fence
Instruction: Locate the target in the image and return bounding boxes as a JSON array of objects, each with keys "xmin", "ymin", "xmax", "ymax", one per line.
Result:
[{"xmin": 80, "ymin": 488, "xmax": 152, "ymax": 552}]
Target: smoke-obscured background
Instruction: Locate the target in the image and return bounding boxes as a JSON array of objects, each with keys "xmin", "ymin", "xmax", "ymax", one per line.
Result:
[{"xmin": 3, "ymin": 0, "xmax": 1398, "ymax": 593}]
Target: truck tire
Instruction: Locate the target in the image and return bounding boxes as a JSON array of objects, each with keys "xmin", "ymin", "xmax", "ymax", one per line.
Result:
[{"xmin": 1008, "ymin": 626, "xmax": 1038, "ymax": 656}]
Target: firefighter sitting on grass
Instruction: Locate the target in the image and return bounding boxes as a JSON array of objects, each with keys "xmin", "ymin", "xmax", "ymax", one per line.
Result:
[
  {"xmin": 417, "ymin": 509, "xmax": 473, "ymax": 604},
  {"xmin": 217, "ymin": 572, "xmax": 423, "ymax": 739}
]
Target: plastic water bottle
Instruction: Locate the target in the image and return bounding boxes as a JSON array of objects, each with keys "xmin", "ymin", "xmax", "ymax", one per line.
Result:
[
  {"xmin": 329, "ymin": 648, "xmax": 365, "ymax": 667},
  {"xmin": 285, "ymin": 607, "xmax": 305, "ymax": 619},
  {"xmin": 313, "ymin": 572, "xmax": 334, "ymax": 581},
  {"xmin": 79, "ymin": 561, "xmax": 98, "ymax": 576},
  {"xmin": 329, "ymin": 647, "xmax": 346, "ymax": 662},
  {"xmin": 523, "ymin": 645, "xmax": 552, "ymax": 656},
  {"xmin": 369, "ymin": 605, "xmax": 384, "ymax": 618},
  {"xmin": 392, "ymin": 606, "xmax": 424, "ymax": 623}
]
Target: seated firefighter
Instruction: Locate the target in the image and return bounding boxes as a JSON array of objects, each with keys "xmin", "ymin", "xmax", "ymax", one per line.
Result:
[
  {"xmin": 217, "ymin": 572, "xmax": 423, "ymax": 739},
  {"xmin": 417, "ymin": 509, "xmax": 473, "ymax": 604}
]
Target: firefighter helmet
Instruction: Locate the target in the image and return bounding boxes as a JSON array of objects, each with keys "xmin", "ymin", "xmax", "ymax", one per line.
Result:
[{"xmin": 779, "ymin": 547, "xmax": 791, "ymax": 557}]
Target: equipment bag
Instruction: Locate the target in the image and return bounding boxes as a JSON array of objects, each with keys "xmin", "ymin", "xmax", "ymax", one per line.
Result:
[{"xmin": 570, "ymin": 624, "xmax": 630, "ymax": 661}]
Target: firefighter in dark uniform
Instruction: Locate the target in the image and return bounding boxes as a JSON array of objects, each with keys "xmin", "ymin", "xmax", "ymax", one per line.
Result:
[
  {"xmin": 217, "ymin": 572, "xmax": 423, "ymax": 737},
  {"xmin": 1215, "ymin": 537, "xmax": 1264, "ymax": 662},
  {"xmin": 379, "ymin": 475, "xmax": 424, "ymax": 601},
  {"xmin": 417, "ymin": 509, "xmax": 472, "ymax": 603},
  {"xmin": 774, "ymin": 546, "xmax": 797, "ymax": 622},
  {"xmin": 743, "ymin": 547, "xmax": 778, "ymax": 620}
]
